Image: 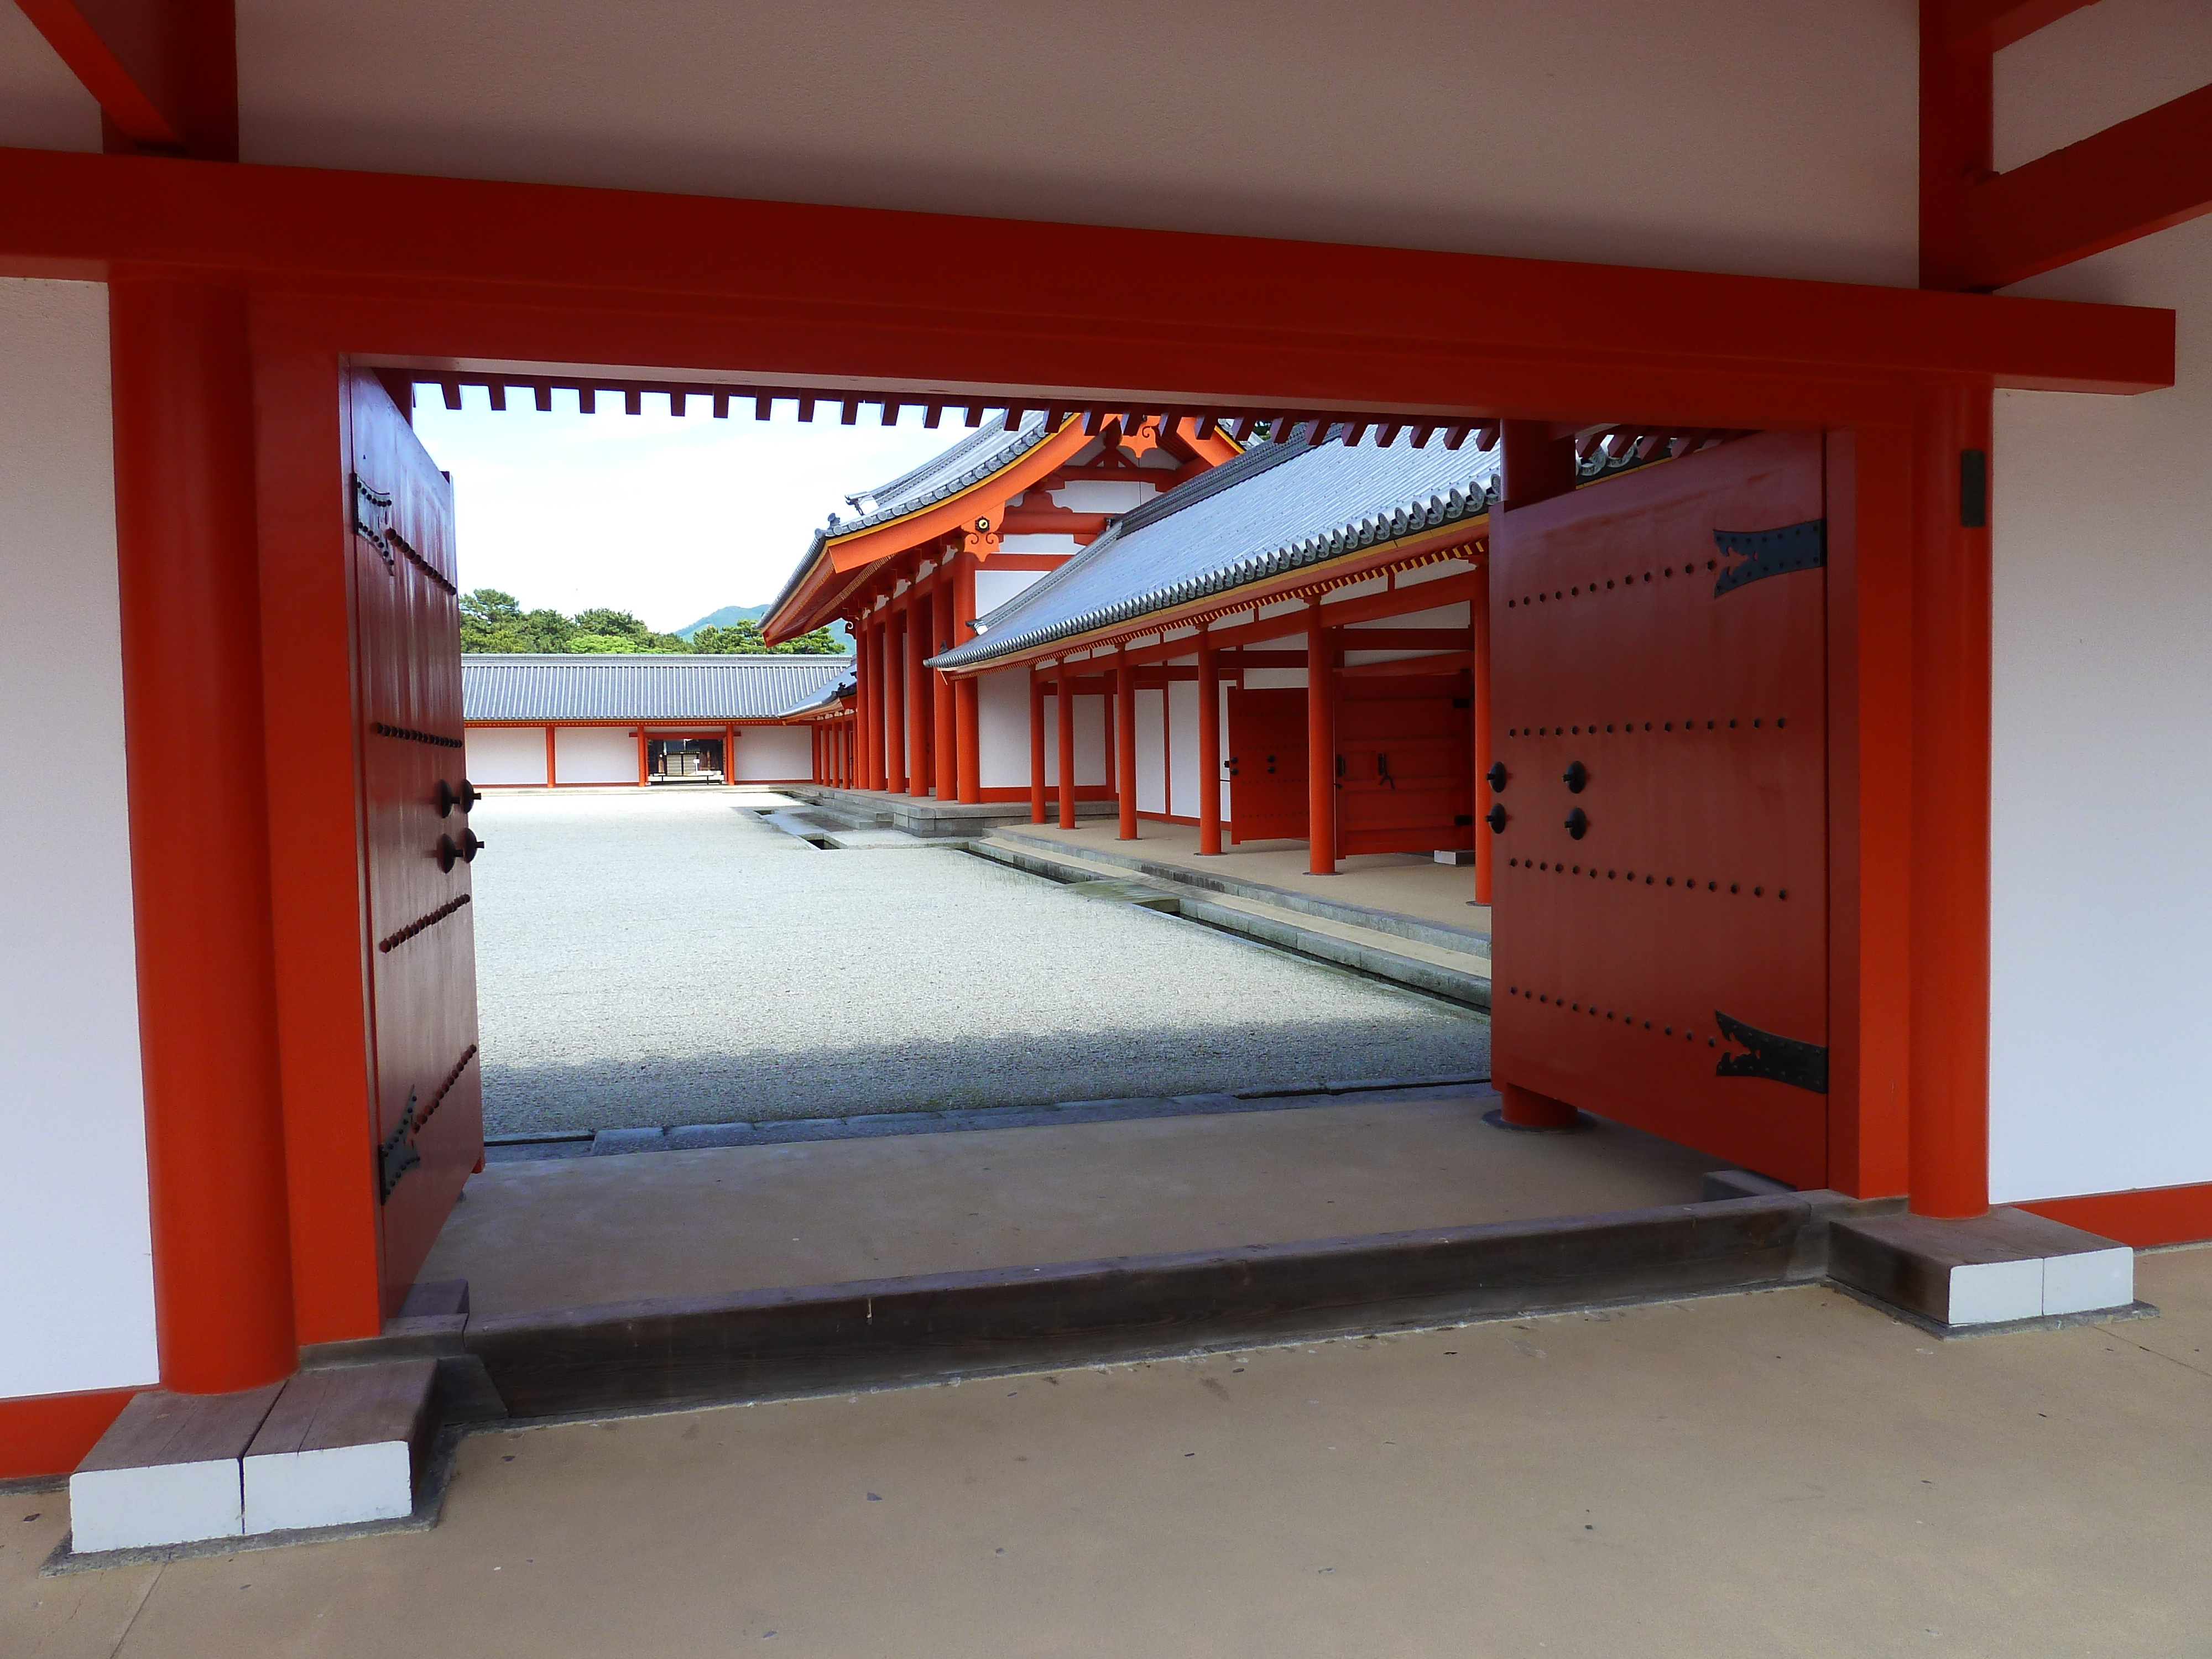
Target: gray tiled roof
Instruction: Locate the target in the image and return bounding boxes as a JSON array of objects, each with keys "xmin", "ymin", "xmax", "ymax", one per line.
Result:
[
  {"xmin": 765, "ymin": 414, "xmax": 1057, "ymax": 629},
  {"xmin": 462, "ymin": 655, "xmax": 852, "ymax": 722},
  {"xmin": 931, "ymin": 427, "xmax": 1502, "ymax": 670},
  {"xmin": 775, "ymin": 672, "xmax": 858, "ymax": 718}
]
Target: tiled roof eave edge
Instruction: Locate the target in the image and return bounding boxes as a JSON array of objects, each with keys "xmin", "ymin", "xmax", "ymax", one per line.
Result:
[
  {"xmin": 816, "ymin": 418, "xmax": 1057, "ymax": 547},
  {"xmin": 930, "ymin": 488, "xmax": 1497, "ymax": 673}
]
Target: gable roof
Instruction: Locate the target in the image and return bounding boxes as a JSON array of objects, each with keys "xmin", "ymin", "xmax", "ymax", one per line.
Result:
[
  {"xmin": 837, "ymin": 416, "xmax": 1051, "ymax": 528},
  {"xmin": 462, "ymin": 655, "xmax": 852, "ymax": 722},
  {"xmin": 930, "ymin": 426, "xmax": 1502, "ymax": 671},
  {"xmin": 775, "ymin": 671, "xmax": 858, "ymax": 718}
]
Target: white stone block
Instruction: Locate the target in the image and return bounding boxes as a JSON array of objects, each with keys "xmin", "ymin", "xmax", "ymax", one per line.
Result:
[
  {"xmin": 2042, "ymin": 1246, "xmax": 2135, "ymax": 1316},
  {"xmin": 69, "ymin": 1458, "xmax": 242, "ymax": 1552},
  {"xmin": 243, "ymin": 1439, "xmax": 416, "ymax": 1535},
  {"xmin": 1947, "ymin": 1257, "xmax": 2044, "ymax": 1326}
]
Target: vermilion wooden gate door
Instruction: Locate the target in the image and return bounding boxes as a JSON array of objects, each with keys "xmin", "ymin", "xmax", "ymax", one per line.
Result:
[
  {"xmin": 347, "ymin": 370, "xmax": 484, "ymax": 1316},
  {"xmin": 1489, "ymin": 430, "xmax": 1828, "ymax": 1186},
  {"xmin": 1334, "ymin": 671, "xmax": 1475, "ymax": 857},
  {"xmin": 1225, "ymin": 687, "xmax": 1307, "ymax": 841}
]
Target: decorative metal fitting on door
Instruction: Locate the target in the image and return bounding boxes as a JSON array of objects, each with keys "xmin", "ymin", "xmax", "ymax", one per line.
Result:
[
  {"xmin": 1564, "ymin": 807, "xmax": 1589, "ymax": 839},
  {"xmin": 1563, "ymin": 760, "xmax": 1588, "ymax": 793}
]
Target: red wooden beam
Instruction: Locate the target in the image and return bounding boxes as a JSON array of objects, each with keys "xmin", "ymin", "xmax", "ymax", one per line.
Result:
[
  {"xmin": 1959, "ymin": 81, "xmax": 2212, "ymax": 289},
  {"xmin": 14, "ymin": 0, "xmax": 237, "ymax": 158},
  {"xmin": 0, "ymin": 148, "xmax": 2171, "ymax": 399},
  {"xmin": 1928, "ymin": 0, "xmax": 2101, "ymax": 50}
]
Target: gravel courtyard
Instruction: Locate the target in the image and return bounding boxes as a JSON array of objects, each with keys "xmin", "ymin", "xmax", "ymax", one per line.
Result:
[{"xmin": 470, "ymin": 790, "xmax": 1490, "ymax": 1135}]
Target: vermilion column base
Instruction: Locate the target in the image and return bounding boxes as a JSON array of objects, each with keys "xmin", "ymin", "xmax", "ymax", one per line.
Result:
[{"xmin": 1487, "ymin": 1082, "xmax": 1588, "ymax": 1133}]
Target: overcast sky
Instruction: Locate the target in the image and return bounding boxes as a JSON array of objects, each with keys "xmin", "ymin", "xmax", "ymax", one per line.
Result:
[{"xmin": 410, "ymin": 388, "xmax": 961, "ymax": 633}]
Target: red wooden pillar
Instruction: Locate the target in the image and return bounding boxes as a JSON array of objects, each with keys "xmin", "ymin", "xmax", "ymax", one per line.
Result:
[
  {"xmin": 867, "ymin": 614, "xmax": 888, "ymax": 791},
  {"xmin": 111, "ymin": 278, "xmax": 296, "ymax": 1392},
  {"xmin": 544, "ymin": 724, "xmax": 557, "ymax": 788},
  {"xmin": 1115, "ymin": 646, "xmax": 1138, "ymax": 840},
  {"xmin": 932, "ymin": 563, "xmax": 956, "ymax": 798},
  {"xmin": 636, "ymin": 726, "xmax": 649, "ymax": 786},
  {"xmin": 909, "ymin": 593, "xmax": 933, "ymax": 797},
  {"xmin": 1196, "ymin": 624, "xmax": 1222, "ymax": 855},
  {"xmin": 1056, "ymin": 669, "xmax": 1078, "ymax": 830},
  {"xmin": 1908, "ymin": 382, "xmax": 1994, "ymax": 1218},
  {"xmin": 1305, "ymin": 600, "xmax": 1334, "ymax": 876},
  {"xmin": 1470, "ymin": 552, "xmax": 1494, "ymax": 905},
  {"xmin": 953, "ymin": 553, "xmax": 981, "ymax": 802},
  {"xmin": 723, "ymin": 722, "xmax": 736, "ymax": 785},
  {"xmin": 1028, "ymin": 666, "xmax": 1047, "ymax": 823},
  {"xmin": 885, "ymin": 605, "xmax": 907, "ymax": 794}
]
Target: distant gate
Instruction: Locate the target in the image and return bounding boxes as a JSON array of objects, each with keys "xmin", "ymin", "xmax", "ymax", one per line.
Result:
[
  {"xmin": 1225, "ymin": 687, "xmax": 1308, "ymax": 842},
  {"xmin": 1334, "ymin": 671, "xmax": 1475, "ymax": 858}
]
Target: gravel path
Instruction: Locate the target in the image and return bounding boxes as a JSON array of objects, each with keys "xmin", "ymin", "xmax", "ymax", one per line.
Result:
[{"xmin": 471, "ymin": 791, "xmax": 1490, "ymax": 1134}]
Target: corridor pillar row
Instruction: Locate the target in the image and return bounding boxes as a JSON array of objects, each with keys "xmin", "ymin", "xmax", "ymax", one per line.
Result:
[
  {"xmin": 1197, "ymin": 624, "xmax": 1222, "ymax": 856},
  {"xmin": 111, "ymin": 279, "xmax": 298, "ymax": 1394},
  {"xmin": 907, "ymin": 589, "xmax": 931, "ymax": 798},
  {"xmin": 1056, "ymin": 669, "xmax": 1077, "ymax": 830},
  {"xmin": 885, "ymin": 604, "xmax": 907, "ymax": 794},
  {"xmin": 1027, "ymin": 667, "xmax": 1047, "ymax": 823},
  {"xmin": 1115, "ymin": 648, "xmax": 1137, "ymax": 841},
  {"xmin": 1306, "ymin": 599, "xmax": 1334, "ymax": 876},
  {"xmin": 953, "ymin": 550, "xmax": 980, "ymax": 802},
  {"xmin": 932, "ymin": 566, "xmax": 956, "ymax": 800}
]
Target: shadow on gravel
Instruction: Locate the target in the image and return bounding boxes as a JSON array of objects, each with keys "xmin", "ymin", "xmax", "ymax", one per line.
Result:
[{"xmin": 483, "ymin": 1012, "xmax": 1492, "ymax": 1136}]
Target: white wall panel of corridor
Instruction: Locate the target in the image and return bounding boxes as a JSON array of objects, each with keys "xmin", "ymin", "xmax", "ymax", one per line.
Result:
[
  {"xmin": 0, "ymin": 278, "xmax": 159, "ymax": 1399},
  {"xmin": 1983, "ymin": 2, "xmax": 2212, "ymax": 1202}
]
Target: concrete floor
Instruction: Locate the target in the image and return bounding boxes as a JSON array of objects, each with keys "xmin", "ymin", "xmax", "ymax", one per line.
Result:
[
  {"xmin": 421, "ymin": 1090, "xmax": 1723, "ymax": 1315},
  {"xmin": 1010, "ymin": 817, "xmax": 1493, "ymax": 932},
  {"xmin": 13, "ymin": 1247, "xmax": 2210, "ymax": 1658},
  {"xmin": 471, "ymin": 790, "xmax": 1489, "ymax": 1135}
]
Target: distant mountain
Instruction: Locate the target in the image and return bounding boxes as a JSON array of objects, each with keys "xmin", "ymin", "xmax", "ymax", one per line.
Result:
[{"xmin": 675, "ymin": 604, "xmax": 850, "ymax": 648}]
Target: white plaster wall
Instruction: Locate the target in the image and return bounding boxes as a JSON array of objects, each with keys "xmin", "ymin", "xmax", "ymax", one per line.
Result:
[
  {"xmin": 466, "ymin": 726, "xmax": 547, "ymax": 786},
  {"xmin": 1168, "ymin": 679, "xmax": 1203, "ymax": 823},
  {"xmin": 1039, "ymin": 691, "xmax": 1107, "ymax": 787},
  {"xmin": 235, "ymin": 2, "xmax": 1914, "ymax": 284},
  {"xmin": 1988, "ymin": 213, "xmax": 2212, "ymax": 1204},
  {"xmin": 0, "ymin": 279, "xmax": 160, "ymax": 1401},
  {"xmin": 554, "ymin": 726, "xmax": 638, "ymax": 784},
  {"xmin": 1243, "ymin": 669, "xmax": 1308, "ymax": 691},
  {"xmin": 977, "ymin": 669, "xmax": 1030, "ymax": 790},
  {"xmin": 1051, "ymin": 481, "xmax": 1152, "ymax": 512},
  {"xmin": 732, "ymin": 725, "xmax": 811, "ymax": 781},
  {"xmin": 1994, "ymin": 0, "xmax": 2212, "ymax": 170},
  {"xmin": 1134, "ymin": 689, "xmax": 1167, "ymax": 815},
  {"xmin": 1073, "ymin": 695, "xmax": 1106, "ymax": 786},
  {"xmin": 0, "ymin": 6, "xmax": 103, "ymax": 152},
  {"xmin": 975, "ymin": 568, "xmax": 1047, "ymax": 619}
]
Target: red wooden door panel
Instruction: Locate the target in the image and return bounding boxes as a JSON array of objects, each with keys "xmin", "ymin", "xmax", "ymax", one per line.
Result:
[
  {"xmin": 348, "ymin": 371, "xmax": 483, "ymax": 1316},
  {"xmin": 1225, "ymin": 687, "xmax": 1307, "ymax": 842},
  {"xmin": 1335, "ymin": 672, "xmax": 1475, "ymax": 856},
  {"xmin": 1489, "ymin": 430, "xmax": 1827, "ymax": 1186}
]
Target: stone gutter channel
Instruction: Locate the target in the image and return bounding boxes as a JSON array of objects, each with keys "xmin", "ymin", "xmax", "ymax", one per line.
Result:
[
  {"xmin": 486, "ymin": 1076, "xmax": 1498, "ymax": 1164},
  {"xmin": 744, "ymin": 803, "xmax": 1494, "ymax": 1010}
]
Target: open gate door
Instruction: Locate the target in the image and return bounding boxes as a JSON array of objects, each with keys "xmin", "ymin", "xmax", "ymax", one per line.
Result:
[
  {"xmin": 347, "ymin": 370, "xmax": 484, "ymax": 1316},
  {"xmin": 1489, "ymin": 430, "xmax": 1827, "ymax": 1187}
]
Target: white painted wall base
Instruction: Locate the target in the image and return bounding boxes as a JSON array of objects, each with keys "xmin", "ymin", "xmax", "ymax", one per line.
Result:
[
  {"xmin": 243, "ymin": 1439, "xmax": 415, "ymax": 1534},
  {"xmin": 70, "ymin": 1458, "xmax": 242, "ymax": 1552}
]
